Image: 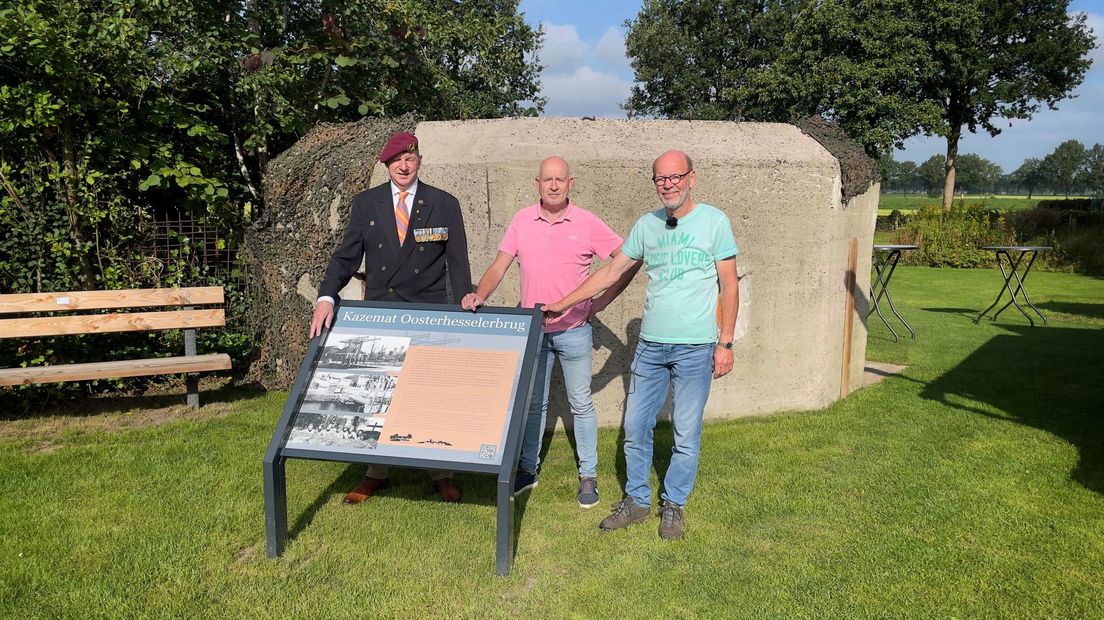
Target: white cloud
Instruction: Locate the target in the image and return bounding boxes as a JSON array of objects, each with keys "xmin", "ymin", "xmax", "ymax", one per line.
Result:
[
  {"xmin": 539, "ymin": 24, "xmax": 587, "ymax": 74},
  {"xmin": 595, "ymin": 26, "xmax": 630, "ymax": 72},
  {"xmin": 534, "ymin": 23, "xmax": 634, "ymax": 117},
  {"xmin": 541, "ymin": 66, "xmax": 634, "ymax": 118}
]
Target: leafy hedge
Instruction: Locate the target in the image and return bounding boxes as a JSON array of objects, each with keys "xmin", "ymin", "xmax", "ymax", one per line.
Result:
[
  {"xmin": 1036, "ymin": 198, "xmax": 1101, "ymax": 211},
  {"xmin": 894, "ymin": 204, "xmax": 1012, "ymax": 268},
  {"xmin": 893, "ymin": 202, "xmax": 1104, "ymax": 274}
]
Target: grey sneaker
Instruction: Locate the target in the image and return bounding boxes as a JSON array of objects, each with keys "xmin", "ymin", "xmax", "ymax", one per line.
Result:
[
  {"xmin": 658, "ymin": 501, "xmax": 685, "ymax": 540},
  {"xmin": 599, "ymin": 497, "xmax": 651, "ymax": 531},
  {"xmin": 577, "ymin": 477, "xmax": 600, "ymax": 509}
]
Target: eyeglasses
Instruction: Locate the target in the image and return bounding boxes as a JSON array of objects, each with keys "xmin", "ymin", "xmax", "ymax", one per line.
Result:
[{"xmin": 652, "ymin": 170, "xmax": 692, "ymax": 186}]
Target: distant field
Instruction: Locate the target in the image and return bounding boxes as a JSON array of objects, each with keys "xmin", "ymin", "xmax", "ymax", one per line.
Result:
[{"xmin": 877, "ymin": 194, "xmax": 1084, "ymax": 215}]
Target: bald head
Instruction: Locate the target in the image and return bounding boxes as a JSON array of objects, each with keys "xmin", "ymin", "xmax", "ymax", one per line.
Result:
[
  {"xmin": 538, "ymin": 156, "xmax": 571, "ymax": 179},
  {"xmin": 536, "ymin": 156, "xmax": 574, "ymax": 211},
  {"xmin": 652, "ymin": 150, "xmax": 693, "ymax": 176}
]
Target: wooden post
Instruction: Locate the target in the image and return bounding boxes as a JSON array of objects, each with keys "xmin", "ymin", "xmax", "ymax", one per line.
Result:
[{"xmin": 841, "ymin": 238, "xmax": 858, "ymax": 398}]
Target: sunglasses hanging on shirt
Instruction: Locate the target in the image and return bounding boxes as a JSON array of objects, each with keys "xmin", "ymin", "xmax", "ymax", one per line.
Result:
[{"xmin": 666, "ymin": 215, "xmax": 678, "ymax": 228}]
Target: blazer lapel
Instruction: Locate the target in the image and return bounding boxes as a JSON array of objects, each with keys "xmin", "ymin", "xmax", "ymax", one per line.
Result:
[{"xmin": 408, "ymin": 185, "xmax": 435, "ymax": 242}]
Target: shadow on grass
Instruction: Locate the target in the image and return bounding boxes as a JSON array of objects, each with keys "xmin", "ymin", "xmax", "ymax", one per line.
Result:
[
  {"xmin": 921, "ymin": 325, "xmax": 1104, "ymax": 494},
  {"xmin": 288, "ymin": 465, "xmax": 364, "ymax": 540},
  {"xmin": 0, "ymin": 379, "xmax": 264, "ymax": 422},
  {"xmin": 1037, "ymin": 300, "xmax": 1104, "ymax": 321},
  {"xmin": 536, "ymin": 318, "xmax": 639, "ymax": 496},
  {"xmin": 922, "ymin": 307, "xmax": 983, "ymax": 319},
  {"xmin": 287, "ymin": 463, "xmax": 534, "ymax": 561},
  {"xmin": 543, "ymin": 318, "xmax": 637, "ymax": 445}
]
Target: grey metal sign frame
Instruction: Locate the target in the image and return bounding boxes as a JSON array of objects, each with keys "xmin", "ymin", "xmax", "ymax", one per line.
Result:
[{"xmin": 263, "ymin": 301, "xmax": 542, "ymax": 576}]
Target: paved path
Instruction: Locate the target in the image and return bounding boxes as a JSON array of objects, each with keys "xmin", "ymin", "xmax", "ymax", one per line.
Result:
[{"xmin": 863, "ymin": 362, "xmax": 907, "ymax": 387}]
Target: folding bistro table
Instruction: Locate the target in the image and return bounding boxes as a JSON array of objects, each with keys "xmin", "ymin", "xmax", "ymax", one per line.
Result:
[
  {"xmin": 869, "ymin": 244, "xmax": 918, "ymax": 342},
  {"xmin": 975, "ymin": 245, "xmax": 1052, "ymax": 326}
]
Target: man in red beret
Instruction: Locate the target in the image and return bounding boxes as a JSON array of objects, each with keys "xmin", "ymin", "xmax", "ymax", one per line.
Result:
[{"xmin": 309, "ymin": 130, "xmax": 473, "ymax": 504}]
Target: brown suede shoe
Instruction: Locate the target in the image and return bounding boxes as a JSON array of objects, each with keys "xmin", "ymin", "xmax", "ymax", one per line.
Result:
[
  {"xmin": 432, "ymin": 478, "xmax": 462, "ymax": 503},
  {"xmin": 343, "ymin": 476, "xmax": 389, "ymax": 504}
]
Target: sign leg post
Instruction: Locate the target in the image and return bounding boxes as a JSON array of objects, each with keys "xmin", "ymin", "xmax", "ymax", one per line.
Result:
[
  {"xmin": 264, "ymin": 455, "xmax": 288, "ymax": 558},
  {"xmin": 495, "ymin": 474, "xmax": 515, "ymax": 577}
]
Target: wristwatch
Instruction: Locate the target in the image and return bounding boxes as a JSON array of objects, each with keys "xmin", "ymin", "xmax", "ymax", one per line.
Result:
[{"xmin": 717, "ymin": 341, "xmax": 734, "ymax": 349}]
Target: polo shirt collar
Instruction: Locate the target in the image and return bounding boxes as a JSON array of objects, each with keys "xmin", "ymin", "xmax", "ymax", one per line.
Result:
[{"xmin": 535, "ymin": 200, "xmax": 575, "ymax": 222}]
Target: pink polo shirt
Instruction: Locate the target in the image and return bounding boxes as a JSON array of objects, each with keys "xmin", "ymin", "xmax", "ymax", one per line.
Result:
[{"xmin": 500, "ymin": 202, "xmax": 623, "ymax": 333}]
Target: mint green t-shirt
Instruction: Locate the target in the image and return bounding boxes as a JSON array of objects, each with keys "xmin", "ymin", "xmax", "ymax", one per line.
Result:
[{"xmin": 621, "ymin": 203, "xmax": 738, "ymax": 343}]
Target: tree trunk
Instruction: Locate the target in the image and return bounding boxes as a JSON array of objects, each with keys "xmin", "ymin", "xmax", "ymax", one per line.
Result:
[
  {"xmin": 59, "ymin": 116, "xmax": 96, "ymax": 288},
  {"xmin": 244, "ymin": 0, "xmax": 268, "ymax": 217},
  {"xmin": 942, "ymin": 127, "xmax": 960, "ymax": 210}
]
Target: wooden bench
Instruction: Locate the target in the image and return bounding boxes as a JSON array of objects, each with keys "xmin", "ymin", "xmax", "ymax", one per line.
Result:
[{"xmin": 0, "ymin": 287, "xmax": 232, "ymax": 407}]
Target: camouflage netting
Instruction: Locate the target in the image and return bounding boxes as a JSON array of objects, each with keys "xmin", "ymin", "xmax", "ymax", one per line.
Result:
[
  {"xmin": 794, "ymin": 116, "xmax": 880, "ymax": 204},
  {"xmin": 241, "ymin": 114, "xmax": 417, "ymax": 389}
]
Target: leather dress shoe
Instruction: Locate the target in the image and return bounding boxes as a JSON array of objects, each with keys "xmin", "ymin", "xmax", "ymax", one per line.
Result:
[
  {"xmin": 432, "ymin": 478, "xmax": 462, "ymax": 503},
  {"xmin": 343, "ymin": 476, "xmax": 389, "ymax": 504}
]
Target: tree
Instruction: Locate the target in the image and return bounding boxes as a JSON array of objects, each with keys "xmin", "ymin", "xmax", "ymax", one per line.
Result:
[
  {"xmin": 1081, "ymin": 144, "xmax": 1104, "ymax": 198},
  {"xmin": 622, "ymin": 0, "xmax": 801, "ymax": 119},
  {"xmin": 897, "ymin": 161, "xmax": 920, "ymax": 195},
  {"xmin": 953, "ymin": 154, "xmax": 1002, "ymax": 194},
  {"xmin": 878, "ymin": 157, "xmax": 921, "ymax": 194},
  {"xmin": 0, "ymin": 0, "xmax": 543, "ymax": 294},
  {"xmin": 1010, "ymin": 158, "xmax": 1046, "ymax": 198},
  {"xmin": 625, "ymin": 1, "xmax": 1094, "ymax": 208},
  {"xmin": 225, "ymin": 0, "xmax": 545, "ymax": 203},
  {"xmin": 745, "ymin": 1, "xmax": 944, "ymax": 156},
  {"xmin": 743, "ymin": 0, "xmax": 1095, "ymax": 207},
  {"xmin": 1043, "ymin": 140, "xmax": 1088, "ymax": 197},
  {"xmin": 923, "ymin": 1, "xmax": 1093, "ymax": 208},
  {"xmin": 918, "ymin": 155, "xmax": 946, "ymax": 197},
  {"xmin": 878, "ymin": 157, "xmax": 901, "ymax": 190}
]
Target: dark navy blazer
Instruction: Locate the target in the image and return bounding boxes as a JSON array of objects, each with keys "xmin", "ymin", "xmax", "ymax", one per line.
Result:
[{"xmin": 319, "ymin": 181, "xmax": 472, "ymax": 304}]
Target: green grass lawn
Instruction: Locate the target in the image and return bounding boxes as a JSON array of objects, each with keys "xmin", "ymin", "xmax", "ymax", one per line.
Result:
[
  {"xmin": 2, "ymin": 268, "xmax": 1103, "ymax": 618},
  {"xmin": 877, "ymin": 194, "xmax": 1084, "ymax": 215}
]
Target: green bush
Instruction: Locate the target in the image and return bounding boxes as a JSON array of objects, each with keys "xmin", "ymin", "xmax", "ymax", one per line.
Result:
[
  {"xmin": 1036, "ymin": 198, "xmax": 1093, "ymax": 211},
  {"xmin": 1057, "ymin": 229, "xmax": 1104, "ymax": 274},
  {"xmin": 1005, "ymin": 209, "xmax": 1104, "ymax": 274},
  {"xmin": 893, "ymin": 203, "xmax": 1104, "ymax": 275},
  {"xmin": 895, "ymin": 203, "xmax": 1012, "ymax": 268}
]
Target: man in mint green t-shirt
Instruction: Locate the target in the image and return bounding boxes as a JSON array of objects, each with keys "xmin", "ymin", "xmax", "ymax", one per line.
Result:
[{"xmin": 544, "ymin": 149, "xmax": 739, "ymax": 540}]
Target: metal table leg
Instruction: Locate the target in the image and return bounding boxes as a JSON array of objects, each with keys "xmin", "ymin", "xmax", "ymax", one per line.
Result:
[
  {"xmin": 992, "ymin": 250, "xmax": 1046, "ymax": 325},
  {"xmin": 868, "ymin": 249, "xmax": 915, "ymax": 342},
  {"xmin": 976, "ymin": 249, "xmax": 1047, "ymax": 326}
]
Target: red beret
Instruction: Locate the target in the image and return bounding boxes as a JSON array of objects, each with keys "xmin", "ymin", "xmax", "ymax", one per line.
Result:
[{"xmin": 379, "ymin": 131, "xmax": 419, "ymax": 163}]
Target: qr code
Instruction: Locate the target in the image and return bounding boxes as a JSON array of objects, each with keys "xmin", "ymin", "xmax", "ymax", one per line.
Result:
[{"xmin": 478, "ymin": 444, "xmax": 497, "ymax": 460}]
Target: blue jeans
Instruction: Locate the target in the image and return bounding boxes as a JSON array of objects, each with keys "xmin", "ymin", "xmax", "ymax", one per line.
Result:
[
  {"xmin": 623, "ymin": 340, "xmax": 714, "ymax": 508},
  {"xmin": 519, "ymin": 323, "xmax": 599, "ymax": 478}
]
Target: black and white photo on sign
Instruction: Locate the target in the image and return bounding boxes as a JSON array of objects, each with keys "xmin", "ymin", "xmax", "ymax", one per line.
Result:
[
  {"xmin": 317, "ymin": 333, "xmax": 410, "ymax": 370},
  {"xmin": 301, "ymin": 370, "xmax": 398, "ymax": 415},
  {"xmin": 287, "ymin": 412, "xmax": 384, "ymax": 450}
]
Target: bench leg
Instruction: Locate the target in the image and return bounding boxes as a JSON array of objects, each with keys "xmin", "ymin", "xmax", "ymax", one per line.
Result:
[
  {"xmin": 186, "ymin": 374, "xmax": 199, "ymax": 408},
  {"xmin": 184, "ymin": 323, "xmax": 199, "ymax": 408}
]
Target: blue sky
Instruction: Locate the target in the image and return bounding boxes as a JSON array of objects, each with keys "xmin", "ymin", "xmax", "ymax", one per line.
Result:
[{"xmin": 518, "ymin": 0, "xmax": 1104, "ymax": 172}]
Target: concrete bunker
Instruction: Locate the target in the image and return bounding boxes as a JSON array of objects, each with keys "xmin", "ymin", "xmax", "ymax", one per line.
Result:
[{"xmin": 248, "ymin": 117, "xmax": 879, "ymax": 426}]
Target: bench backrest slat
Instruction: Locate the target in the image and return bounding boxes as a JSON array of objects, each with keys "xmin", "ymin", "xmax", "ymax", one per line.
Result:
[
  {"xmin": 0, "ymin": 309, "xmax": 225, "ymax": 339},
  {"xmin": 0, "ymin": 287, "xmax": 224, "ymax": 314}
]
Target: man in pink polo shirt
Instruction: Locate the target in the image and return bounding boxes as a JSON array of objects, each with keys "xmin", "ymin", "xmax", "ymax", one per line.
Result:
[{"xmin": 462, "ymin": 156, "xmax": 638, "ymax": 508}]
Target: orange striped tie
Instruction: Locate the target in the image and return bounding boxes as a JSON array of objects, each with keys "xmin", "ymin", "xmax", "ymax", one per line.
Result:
[{"xmin": 396, "ymin": 190, "xmax": 409, "ymax": 244}]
